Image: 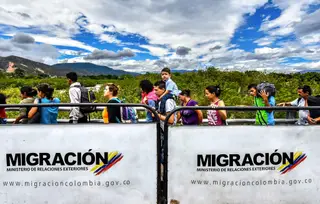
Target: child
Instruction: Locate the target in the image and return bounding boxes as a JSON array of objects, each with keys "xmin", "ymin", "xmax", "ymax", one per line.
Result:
[
  {"xmin": 160, "ymin": 67, "xmax": 180, "ymax": 98},
  {"xmin": 0, "ymin": 93, "xmax": 7, "ymax": 124}
]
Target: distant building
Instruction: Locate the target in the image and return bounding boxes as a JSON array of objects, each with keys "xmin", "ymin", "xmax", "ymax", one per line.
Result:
[{"xmin": 6, "ymin": 62, "xmax": 16, "ymax": 73}]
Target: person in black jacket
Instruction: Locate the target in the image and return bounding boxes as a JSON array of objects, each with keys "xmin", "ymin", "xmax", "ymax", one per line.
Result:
[{"xmin": 307, "ymin": 95, "xmax": 320, "ymax": 124}]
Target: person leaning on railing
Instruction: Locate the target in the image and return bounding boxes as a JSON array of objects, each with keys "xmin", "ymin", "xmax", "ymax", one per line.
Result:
[
  {"xmin": 13, "ymin": 86, "xmax": 37, "ymax": 124},
  {"xmin": 154, "ymin": 80, "xmax": 177, "ymax": 126},
  {"xmin": 277, "ymin": 85, "xmax": 311, "ymax": 125},
  {"xmin": 28, "ymin": 83, "xmax": 60, "ymax": 124},
  {"xmin": 177, "ymin": 89, "xmax": 203, "ymax": 125},
  {"xmin": 248, "ymin": 84, "xmax": 276, "ymax": 126},
  {"xmin": 205, "ymin": 85, "xmax": 227, "ymax": 126},
  {"xmin": 307, "ymin": 95, "xmax": 320, "ymax": 125},
  {"xmin": 140, "ymin": 79, "xmax": 158, "ymax": 123}
]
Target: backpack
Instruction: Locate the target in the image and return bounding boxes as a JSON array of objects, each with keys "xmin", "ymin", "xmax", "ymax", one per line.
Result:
[
  {"xmin": 114, "ymin": 98, "xmax": 138, "ymax": 123},
  {"xmin": 257, "ymin": 82, "xmax": 276, "ymax": 97},
  {"xmin": 74, "ymin": 85, "xmax": 97, "ymax": 113},
  {"xmin": 308, "ymin": 95, "xmax": 320, "ymax": 118},
  {"xmin": 156, "ymin": 93, "xmax": 174, "ymax": 114}
]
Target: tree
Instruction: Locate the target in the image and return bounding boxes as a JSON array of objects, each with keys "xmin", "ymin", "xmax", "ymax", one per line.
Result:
[
  {"xmin": 38, "ymin": 73, "xmax": 50, "ymax": 78},
  {"xmin": 0, "ymin": 70, "xmax": 6, "ymax": 78},
  {"xmin": 14, "ymin": 68, "xmax": 25, "ymax": 78}
]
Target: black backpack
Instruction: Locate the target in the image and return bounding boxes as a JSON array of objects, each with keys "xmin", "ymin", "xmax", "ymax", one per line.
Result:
[
  {"xmin": 308, "ymin": 95, "xmax": 320, "ymax": 118},
  {"xmin": 74, "ymin": 85, "xmax": 97, "ymax": 113}
]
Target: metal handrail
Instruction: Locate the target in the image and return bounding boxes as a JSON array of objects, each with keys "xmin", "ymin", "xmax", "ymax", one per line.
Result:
[
  {"xmin": 0, "ymin": 103, "xmax": 153, "ymax": 108},
  {"xmin": 3, "ymin": 104, "xmax": 319, "ymax": 123},
  {"xmin": 3, "ymin": 104, "xmax": 320, "ymax": 110},
  {"xmin": 4, "ymin": 106, "xmax": 147, "ymax": 112}
]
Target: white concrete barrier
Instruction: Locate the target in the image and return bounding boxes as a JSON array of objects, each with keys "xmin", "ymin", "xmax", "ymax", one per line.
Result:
[
  {"xmin": 168, "ymin": 126, "xmax": 320, "ymax": 204},
  {"xmin": 0, "ymin": 124, "xmax": 157, "ymax": 204}
]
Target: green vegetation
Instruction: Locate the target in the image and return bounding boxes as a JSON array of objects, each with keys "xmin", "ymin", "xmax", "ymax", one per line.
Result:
[{"xmin": 1, "ymin": 67, "xmax": 320, "ymax": 120}]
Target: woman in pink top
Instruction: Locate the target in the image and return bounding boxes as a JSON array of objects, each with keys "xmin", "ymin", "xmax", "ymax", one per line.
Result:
[
  {"xmin": 205, "ymin": 85, "xmax": 227, "ymax": 126},
  {"xmin": 140, "ymin": 80, "xmax": 158, "ymax": 122}
]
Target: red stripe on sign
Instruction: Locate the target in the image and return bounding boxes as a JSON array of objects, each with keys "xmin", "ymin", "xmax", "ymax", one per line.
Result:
[
  {"xmin": 281, "ymin": 156, "xmax": 307, "ymax": 175},
  {"xmin": 96, "ymin": 155, "xmax": 124, "ymax": 176}
]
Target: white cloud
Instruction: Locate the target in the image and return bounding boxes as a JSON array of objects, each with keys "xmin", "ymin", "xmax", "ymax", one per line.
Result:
[
  {"xmin": 0, "ymin": 3, "xmax": 80, "ymax": 38},
  {"xmin": 100, "ymin": 34, "xmax": 121, "ymax": 44},
  {"xmin": 254, "ymin": 47, "xmax": 282, "ymax": 54},
  {"xmin": 0, "ymin": 0, "xmax": 267, "ymax": 50},
  {"xmin": 86, "ymin": 23, "xmax": 105, "ymax": 35},
  {"xmin": 0, "ymin": 34, "xmax": 59, "ymax": 64},
  {"xmin": 0, "ymin": 0, "xmax": 319, "ymax": 72},
  {"xmin": 254, "ymin": 36, "xmax": 275, "ymax": 46},
  {"xmin": 122, "ymin": 47, "xmax": 148, "ymax": 54},
  {"xmin": 59, "ymin": 49, "xmax": 88, "ymax": 56},
  {"xmin": 139, "ymin": 45, "xmax": 171, "ymax": 57},
  {"xmin": 294, "ymin": 9, "xmax": 320, "ymax": 45},
  {"xmin": 300, "ymin": 33, "xmax": 320, "ymax": 44},
  {"xmin": 291, "ymin": 61, "xmax": 320, "ymax": 70},
  {"xmin": 260, "ymin": 0, "xmax": 319, "ymax": 36},
  {"xmin": 3, "ymin": 33, "xmax": 96, "ymax": 51}
]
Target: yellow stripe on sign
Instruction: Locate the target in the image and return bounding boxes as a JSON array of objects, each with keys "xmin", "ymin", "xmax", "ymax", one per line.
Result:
[
  {"xmin": 90, "ymin": 151, "xmax": 119, "ymax": 172},
  {"xmin": 277, "ymin": 152, "xmax": 302, "ymax": 170},
  {"xmin": 90, "ymin": 162, "xmax": 104, "ymax": 172},
  {"xmin": 108, "ymin": 151, "xmax": 118, "ymax": 160}
]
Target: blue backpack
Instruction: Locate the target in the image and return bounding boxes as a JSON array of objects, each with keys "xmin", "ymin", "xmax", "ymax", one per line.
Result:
[{"xmin": 114, "ymin": 98, "xmax": 138, "ymax": 123}]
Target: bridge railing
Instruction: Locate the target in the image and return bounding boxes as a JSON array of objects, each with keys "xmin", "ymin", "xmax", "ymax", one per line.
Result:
[{"xmin": 2, "ymin": 104, "xmax": 310, "ymax": 125}]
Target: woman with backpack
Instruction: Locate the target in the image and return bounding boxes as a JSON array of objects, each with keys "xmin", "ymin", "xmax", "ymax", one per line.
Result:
[
  {"xmin": 14, "ymin": 86, "xmax": 37, "ymax": 124},
  {"xmin": 102, "ymin": 83, "xmax": 122, "ymax": 123},
  {"xmin": 205, "ymin": 85, "xmax": 227, "ymax": 126},
  {"xmin": 177, "ymin": 89, "xmax": 203, "ymax": 125},
  {"xmin": 28, "ymin": 83, "xmax": 60, "ymax": 124},
  {"xmin": 140, "ymin": 80, "xmax": 158, "ymax": 122},
  {"xmin": 0, "ymin": 93, "xmax": 7, "ymax": 124}
]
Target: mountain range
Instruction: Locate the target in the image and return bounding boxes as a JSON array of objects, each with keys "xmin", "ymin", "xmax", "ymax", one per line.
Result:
[
  {"xmin": 0, "ymin": 56, "xmax": 139, "ymax": 76},
  {"xmin": 299, "ymin": 70, "xmax": 320, "ymax": 74},
  {"xmin": 1, "ymin": 55, "xmax": 320, "ymax": 76}
]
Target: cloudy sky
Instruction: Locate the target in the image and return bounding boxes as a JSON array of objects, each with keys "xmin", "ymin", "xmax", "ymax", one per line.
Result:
[{"xmin": 0, "ymin": 0, "xmax": 319, "ymax": 73}]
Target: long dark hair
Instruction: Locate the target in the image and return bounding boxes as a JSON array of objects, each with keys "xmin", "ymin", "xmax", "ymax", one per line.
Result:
[
  {"xmin": 206, "ymin": 85, "xmax": 222, "ymax": 97},
  {"xmin": 140, "ymin": 80, "xmax": 154, "ymax": 94},
  {"xmin": 20, "ymin": 86, "xmax": 37, "ymax": 97},
  {"xmin": 180, "ymin": 89, "xmax": 191, "ymax": 97},
  {"xmin": 37, "ymin": 83, "xmax": 54, "ymax": 100}
]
